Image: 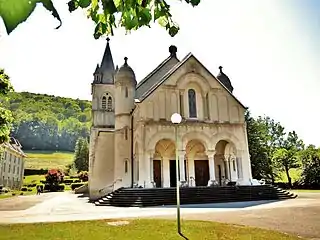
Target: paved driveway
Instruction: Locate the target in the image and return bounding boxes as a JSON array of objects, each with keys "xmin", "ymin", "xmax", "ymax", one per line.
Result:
[{"xmin": 0, "ymin": 191, "xmax": 319, "ymax": 239}]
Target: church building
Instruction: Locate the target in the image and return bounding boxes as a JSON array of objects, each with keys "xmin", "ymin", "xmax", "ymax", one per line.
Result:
[{"xmin": 89, "ymin": 39, "xmax": 252, "ymax": 200}]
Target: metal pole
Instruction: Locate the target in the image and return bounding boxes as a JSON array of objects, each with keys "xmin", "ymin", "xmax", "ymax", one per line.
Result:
[{"xmin": 175, "ymin": 124, "xmax": 181, "ymax": 234}]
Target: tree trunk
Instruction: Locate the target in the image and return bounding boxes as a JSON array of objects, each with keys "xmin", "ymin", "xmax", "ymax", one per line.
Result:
[{"xmin": 285, "ymin": 168, "xmax": 292, "ymax": 188}]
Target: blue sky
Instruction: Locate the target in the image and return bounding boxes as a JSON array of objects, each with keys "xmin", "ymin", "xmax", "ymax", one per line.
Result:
[{"xmin": 0, "ymin": 0, "xmax": 319, "ymax": 147}]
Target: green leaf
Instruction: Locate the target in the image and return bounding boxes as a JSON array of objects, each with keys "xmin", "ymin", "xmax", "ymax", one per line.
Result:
[
  {"xmin": 157, "ymin": 16, "xmax": 168, "ymax": 27},
  {"xmin": 0, "ymin": 0, "xmax": 61, "ymax": 34},
  {"xmin": 78, "ymin": 0, "xmax": 91, "ymax": 8},
  {"xmin": 168, "ymin": 25, "xmax": 179, "ymax": 37},
  {"xmin": 68, "ymin": 0, "xmax": 79, "ymax": 12}
]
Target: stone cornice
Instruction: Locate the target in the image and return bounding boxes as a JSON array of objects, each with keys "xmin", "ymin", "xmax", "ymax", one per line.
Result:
[{"xmin": 142, "ymin": 119, "xmax": 245, "ymax": 128}]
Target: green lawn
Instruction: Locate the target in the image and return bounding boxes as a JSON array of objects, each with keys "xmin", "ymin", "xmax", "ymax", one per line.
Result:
[
  {"xmin": 0, "ymin": 219, "xmax": 303, "ymax": 240},
  {"xmin": 24, "ymin": 151, "xmax": 74, "ymax": 170}
]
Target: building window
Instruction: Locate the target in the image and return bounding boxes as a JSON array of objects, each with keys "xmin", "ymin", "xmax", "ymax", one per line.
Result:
[
  {"xmin": 102, "ymin": 96, "xmax": 107, "ymax": 109},
  {"xmin": 107, "ymin": 96, "xmax": 112, "ymax": 111},
  {"xmin": 124, "ymin": 127, "xmax": 128, "ymax": 140},
  {"xmin": 233, "ymin": 160, "xmax": 236, "ymax": 171},
  {"xmin": 188, "ymin": 89, "xmax": 197, "ymax": 118},
  {"xmin": 124, "ymin": 160, "xmax": 128, "ymax": 173},
  {"xmin": 125, "ymin": 87, "xmax": 128, "ymax": 98}
]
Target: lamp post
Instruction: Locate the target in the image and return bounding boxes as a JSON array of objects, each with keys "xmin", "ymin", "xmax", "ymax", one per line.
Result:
[{"xmin": 170, "ymin": 113, "xmax": 182, "ymax": 234}]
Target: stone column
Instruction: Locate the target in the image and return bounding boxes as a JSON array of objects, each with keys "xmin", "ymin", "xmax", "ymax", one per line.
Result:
[
  {"xmin": 163, "ymin": 157, "xmax": 170, "ymax": 187},
  {"xmin": 207, "ymin": 150, "xmax": 216, "ymax": 181},
  {"xmin": 188, "ymin": 157, "xmax": 195, "ymax": 186},
  {"xmin": 224, "ymin": 154, "xmax": 230, "ymax": 180},
  {"xmin": 178, "ymin": 150, "xmax": 186, "ymax": 182}
]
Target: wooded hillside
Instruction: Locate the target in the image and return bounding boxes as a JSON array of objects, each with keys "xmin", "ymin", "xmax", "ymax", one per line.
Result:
[{"xmin": 4, "ymin": 92, "xmax": 91, "ymax": 151}]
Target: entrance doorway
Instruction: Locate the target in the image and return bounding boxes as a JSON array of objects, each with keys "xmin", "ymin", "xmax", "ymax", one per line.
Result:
[
  {"xmin": 169, "ymin": 160, "xmax": 177, "ymax": 187},
  {"xmin": 194, "ymin": 160, "xmax": 209, "ymax": 186},
  {"xmin": 153, "ymin": 160, "xmax": 162, "ymax": 188}
]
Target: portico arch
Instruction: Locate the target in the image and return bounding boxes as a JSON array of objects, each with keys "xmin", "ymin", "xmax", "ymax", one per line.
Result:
[
  {"xmin": 213, "ymin": 137, "xmax": 239, "ymax": 185},
  {"xmin": 182, "ymin": 131, "xmax": 210, "ymax": 151},
  {"xmin": 147, "ymin": 131, "xmax": 175, "ymax": 152},
  {"xmin": 152, "ymin": 139, "xmax": 176, "ymax": 188},
  {"xmin": 185, "ymin": 139, "xmax": 209, "ymax": 187}
]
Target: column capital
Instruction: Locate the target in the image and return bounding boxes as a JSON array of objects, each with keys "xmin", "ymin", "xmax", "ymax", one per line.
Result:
[
  {"xmin": 224, "ymin": 154, "xmax": 230, "ymax": 161},
  {"xmin": 206, "ymin": 150, "xmax": 216, "ymax": 156},
  {"xmin": 177, "ymin": 150, "xmax": 186, "ymax": 155}
]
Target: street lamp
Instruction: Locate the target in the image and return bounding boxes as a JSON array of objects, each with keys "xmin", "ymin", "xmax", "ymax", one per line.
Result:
[{"xmin": 170, "ymin": 113, "xmax": 182, "ymax": 234}]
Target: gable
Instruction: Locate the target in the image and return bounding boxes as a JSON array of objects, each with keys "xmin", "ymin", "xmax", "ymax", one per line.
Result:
[{"xmin": 137, "ymin": 53, "xmax": 247, "ymax": 110}]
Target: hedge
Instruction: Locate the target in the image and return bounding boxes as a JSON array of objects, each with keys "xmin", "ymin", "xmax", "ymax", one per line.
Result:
[{"xmin": 24, "ymin": 168, "xmax": 48, "ymax": 176}]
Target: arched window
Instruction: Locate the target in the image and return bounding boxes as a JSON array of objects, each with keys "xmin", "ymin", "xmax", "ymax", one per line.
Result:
[
  {"xmin": 188, "ymin": 89, "xmax": 197, "ymax": 118},
  {"xmin": 107, "ymin": 96, "xmax": 112, "ymax": 111},
  {"xmin": 125, "ymin": 87, "xmax": 128, "ymax": 98},
  {"xmin": 101, "ymin": 96, "xmax": 107, "ymax": 109}
]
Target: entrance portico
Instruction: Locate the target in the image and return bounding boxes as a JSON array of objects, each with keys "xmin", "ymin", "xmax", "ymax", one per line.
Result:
[{"xmin": 141, "ymin": 130, "xmax": 247, "ymax": 188}]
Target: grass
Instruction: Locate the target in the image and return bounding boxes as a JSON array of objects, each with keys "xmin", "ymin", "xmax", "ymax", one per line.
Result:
[
  {"xmin": 0, "ymin": 219, "xmax": 303, "ymax": 240},
  {"xmin": 24, "ymin": 150, "xmax": 74, "ymax": 170}
]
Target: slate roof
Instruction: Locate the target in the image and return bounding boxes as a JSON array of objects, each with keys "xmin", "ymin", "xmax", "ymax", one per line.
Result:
[
  {"xmin": 94, "ymin": 38, "xmax": 115, "ymax": 84},
  {"xmin": 2, "ymin": 137, "xmax": 27, "ymax": 157}
]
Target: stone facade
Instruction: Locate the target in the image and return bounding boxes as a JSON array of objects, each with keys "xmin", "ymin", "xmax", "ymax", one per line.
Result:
[
  {"xmin": 0, "ymin": 137, "xmax": 26, "ymax": 189},
  {"xmin": 89, "ymin": 40, "xmax": 252, "ymax": 200}
]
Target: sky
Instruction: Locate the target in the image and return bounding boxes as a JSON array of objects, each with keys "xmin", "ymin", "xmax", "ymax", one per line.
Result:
[{"xmin": 0, "ymin": 0, "xmax": 319, "ymax": 147}]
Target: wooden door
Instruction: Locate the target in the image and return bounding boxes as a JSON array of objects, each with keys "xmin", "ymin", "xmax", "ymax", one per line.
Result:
[
  {"xmin": 170, "ymin": 160, "xmax": 177, "ymax": 187},
  {"xmin": 194, "ymin": 160, "xmax": 209, "ymax": 186},
  {"xmin": 153, "ymin": 160, "xmax": 162, "ymax": 188}
]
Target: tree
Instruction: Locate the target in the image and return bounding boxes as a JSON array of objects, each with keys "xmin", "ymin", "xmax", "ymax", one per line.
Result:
[
  {"xmin": 300, "ymin": 145, "xmax": 320, "ymax": 188},
  {"xmin": 272, "ymin": 131, "xmax": 304, "ymax": 188},
  {"xmin": 74, "ymin": 137, "xmax": 89, "ymax": 171},
  {"xmin": 245, "ymin": 111, "xmax": 272, "ymax": 181},
  {"xmin": 0, "ymin": 0, "xmax": 201, "ymax": 38},
  {"xmin": 0, "ymin": 69, "xmax": 14, "ymax": 145}
]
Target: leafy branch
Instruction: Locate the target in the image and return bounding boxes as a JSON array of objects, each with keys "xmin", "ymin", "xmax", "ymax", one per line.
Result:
[{"xmin": 0, "ymin": 0, "xmax": 201, "ymax": 38}]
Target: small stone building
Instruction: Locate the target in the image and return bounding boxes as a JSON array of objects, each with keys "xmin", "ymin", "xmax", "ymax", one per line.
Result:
[{"xmin": 0, "ymin": 137, "xmax": 26, "ymax": 189}]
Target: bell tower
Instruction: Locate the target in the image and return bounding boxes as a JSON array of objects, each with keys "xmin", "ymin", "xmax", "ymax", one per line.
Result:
[{"xmin": 91, "ymin": 37, "xmax": 116, "ymax": 128}]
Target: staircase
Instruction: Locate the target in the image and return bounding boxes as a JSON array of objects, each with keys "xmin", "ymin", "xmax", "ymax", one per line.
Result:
[{"xmin": 94, "ymin": 185, "xmax": 297, "ymax": 207}]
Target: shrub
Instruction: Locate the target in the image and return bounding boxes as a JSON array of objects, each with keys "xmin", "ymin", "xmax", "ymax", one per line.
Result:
[
  {"xmin": 12, "ymin": 193, "xmax": 16, "ymax": 196},
  {"xmin": 78, "ymin": 171, "xmax": 88, "ymax": 182},
  {"xmin": 40, "ymin": 180, "xmax": 47, "ymax": 184},
  {"xmin": 27, "ymin": 188, "xmax": 32, "ymax": 192},
  {"xmin": 27, "ymin": 184, "xmax": 37, "ymax": 187},
  {"xmin": 20, "ymin": 192, "xmax": 24, "ymax": 195},
  {"xmin": 74, "ymin": 179, "xmax": 81, "ymax": 183},
  {"xmin": 71, "ymin": 183, "xmax": 85, "ymax": 190},
  {"xmin": 21, "ymin": 187, "xmax": 28, "ymax": 191},
  {"xmin": 24, "ymin": 168, "xmax": 48, "ymax": 176}
]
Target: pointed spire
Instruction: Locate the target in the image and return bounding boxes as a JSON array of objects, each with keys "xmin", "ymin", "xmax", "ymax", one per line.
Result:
[
  {"xmin": 94, "ymin": 64, "xmax": 100, "ymax": 74},
  {"xmin": 99, "ymin": 37, "xmax": 115, "ymax": 84}
]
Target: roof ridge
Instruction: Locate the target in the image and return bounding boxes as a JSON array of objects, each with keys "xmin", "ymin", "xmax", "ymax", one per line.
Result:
[{"xmin": 136, "ymin": 55, "xmax": 177, "ymax": 89}]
